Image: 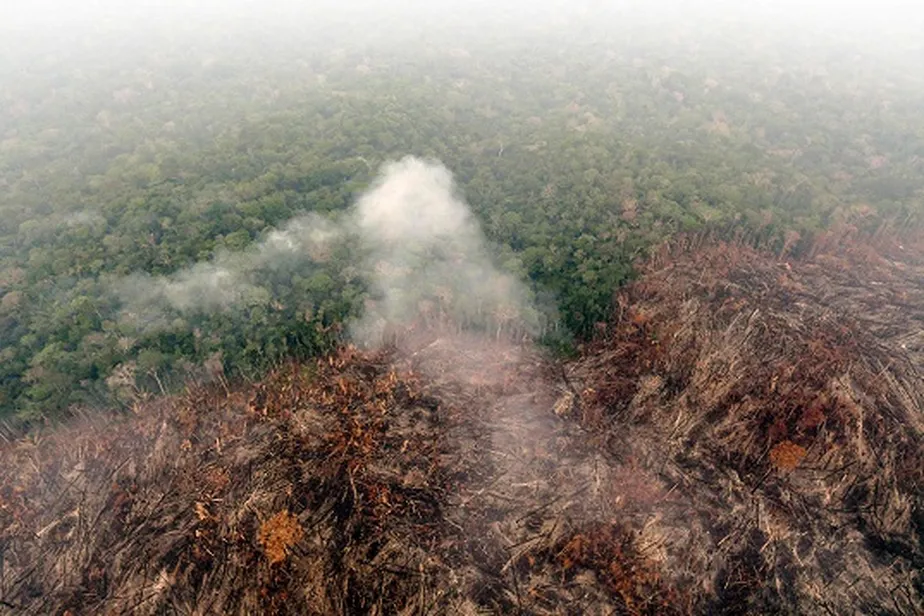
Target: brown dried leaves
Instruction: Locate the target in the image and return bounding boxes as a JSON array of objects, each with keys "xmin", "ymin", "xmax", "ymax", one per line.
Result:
[
  {"xmin": 769, "ymin": 440, "xmax": 807, "ymax": 472},
  {"xmin": 258, "ymin": 510, "xmax": 304, "ymax": 565}
]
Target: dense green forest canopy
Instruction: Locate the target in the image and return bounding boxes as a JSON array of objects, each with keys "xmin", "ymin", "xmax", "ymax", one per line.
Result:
[{"xmin": 0, "ymin": 2, "xmax": 922, "ymax": 421}]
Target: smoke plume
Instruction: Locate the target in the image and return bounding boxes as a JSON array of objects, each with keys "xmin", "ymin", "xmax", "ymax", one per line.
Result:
[
  {"xmin": 116, "ymin": 156, "xmax": 539, "ymax": 344},
  {"xmin": 350, "ymin": 157, "xmax": 537, "ymax": 345}
]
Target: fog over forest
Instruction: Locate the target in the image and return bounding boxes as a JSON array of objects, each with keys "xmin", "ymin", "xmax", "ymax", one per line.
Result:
[{"xmin": 0, "ymin": 0, "xmax": 921, "ymax": 418}]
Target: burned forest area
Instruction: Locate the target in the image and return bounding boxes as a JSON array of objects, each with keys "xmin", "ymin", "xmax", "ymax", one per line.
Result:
[{"xmin": 1, "ymin": 230, "xmax": 922, "ymax": 615}]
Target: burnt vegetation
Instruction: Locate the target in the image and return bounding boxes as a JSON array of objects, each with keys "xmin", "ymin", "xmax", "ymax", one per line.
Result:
[
  {"xmin": 573, "ymin": 229, "xmax": 924, "ymax": 613},
  {"xmin": 1, "ymin": 231, "xmax": 921, "ymax": 615}
]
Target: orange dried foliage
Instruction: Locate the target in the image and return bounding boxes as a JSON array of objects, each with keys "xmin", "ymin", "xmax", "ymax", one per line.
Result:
[
  {"xmin": 557, "ymin": 523, "xmax": 682, "ymax": 615},
  {"xmin": 258, "ymin": 511, "xmax": 304, "ymax": 565},
  {"xmin": 770, "ymin": 441, "xmax": 807, "ymax": 471}
]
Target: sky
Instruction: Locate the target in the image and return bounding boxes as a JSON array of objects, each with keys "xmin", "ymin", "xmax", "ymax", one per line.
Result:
[
  {"xmin": 1, "ymin": 0, "xmax": 921, "ymax": 76},
  {"xmin": 4, "ymin": 0, "xmax": 923, "ymax": 34}
]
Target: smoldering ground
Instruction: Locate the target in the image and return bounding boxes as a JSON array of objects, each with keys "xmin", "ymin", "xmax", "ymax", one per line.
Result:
[
  {"xmin": 108, "ymin": 156, "xmax": 622, "ymax": 612},
  {"xmin": 109, "ymin": 155, "xmax": 618, "ymax": 609}
]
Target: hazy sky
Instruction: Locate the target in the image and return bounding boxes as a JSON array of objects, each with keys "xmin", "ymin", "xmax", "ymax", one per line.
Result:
[
  {"xmin": 1, "ymin": 0, "xmax": 921, "ymax": 73},
  {"xmin": 5, "ymin": 0, "xmax": 923, "ymax": 33}
]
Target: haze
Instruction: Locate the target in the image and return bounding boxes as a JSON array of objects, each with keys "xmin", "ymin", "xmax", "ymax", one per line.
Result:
[{"xmin": 4, "ymin": 0, "xmax": 924, "ymax": 48}]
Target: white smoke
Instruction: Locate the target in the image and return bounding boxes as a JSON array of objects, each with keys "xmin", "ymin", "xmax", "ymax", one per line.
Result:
[
  {"xmin": 116, "ymin": 156, "xmax": 539, "ymax": 344},
  {"xmin": 350, "ymin": 157, "xmax": 537, "ymax": 345}
]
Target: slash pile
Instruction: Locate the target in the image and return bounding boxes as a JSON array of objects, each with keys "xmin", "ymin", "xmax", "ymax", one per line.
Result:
[
  {"xmin": 0, "ymin": 334, "xmax": 681, "ymax": 615},
  {"xmin": 571, "ymin": 232, "xmax": 923, "ymax": 614}
]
